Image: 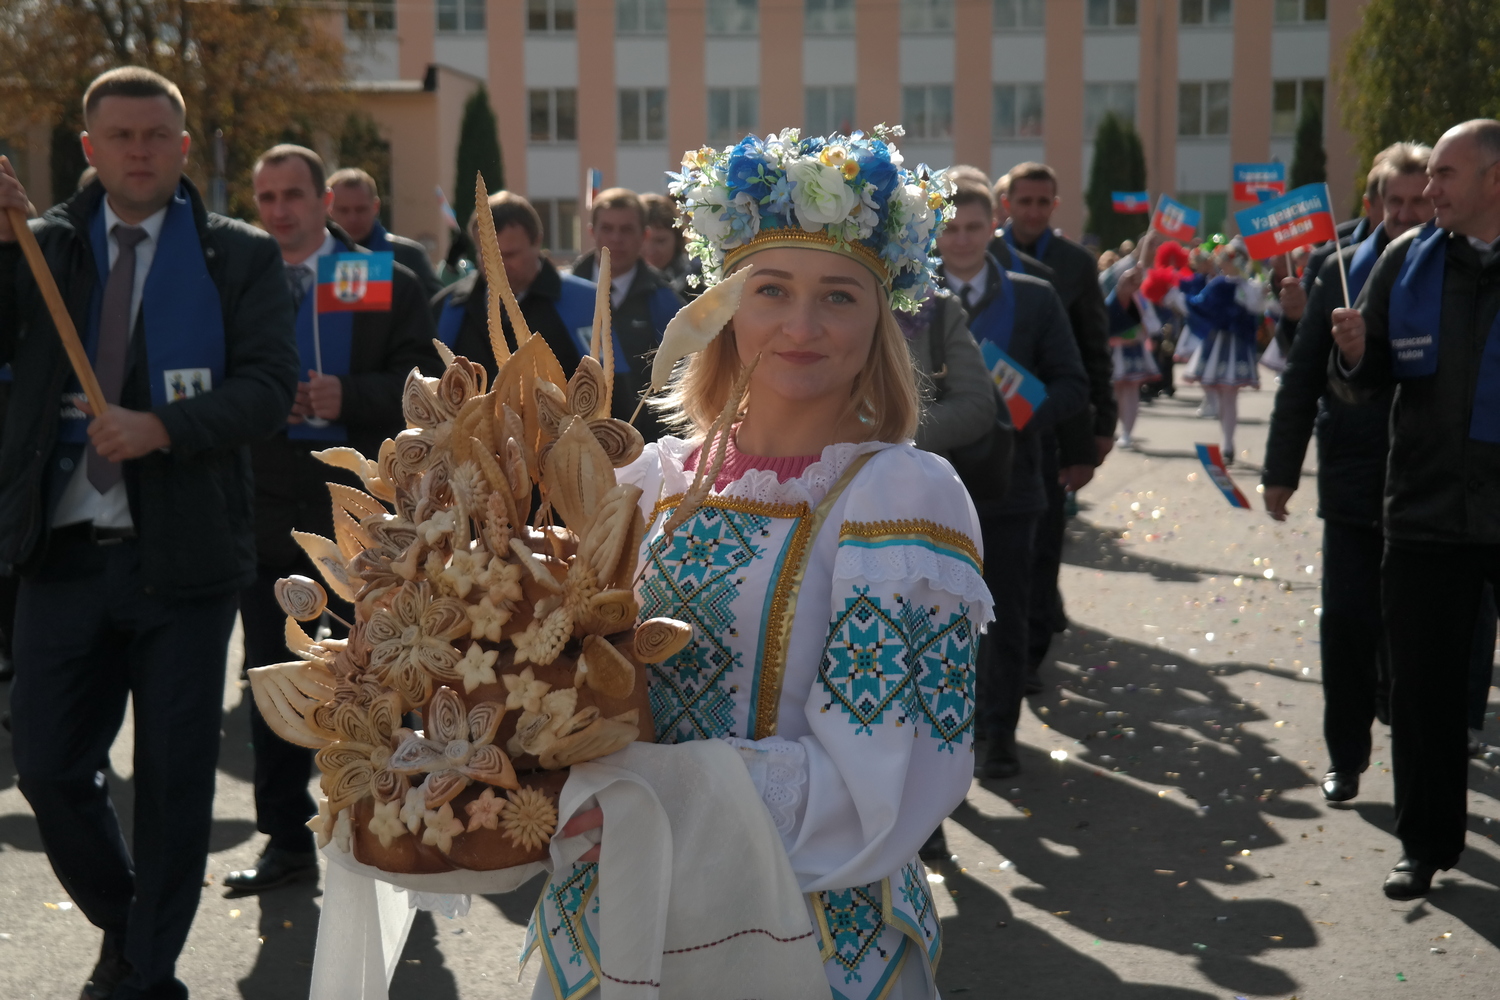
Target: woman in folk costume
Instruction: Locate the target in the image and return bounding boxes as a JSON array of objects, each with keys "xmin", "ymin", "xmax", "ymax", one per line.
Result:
[
  {"xmin": 525, "ymin": 128, "xmax": 992, "ymax": 999},
  {"xmin": 1183, "ymin": 237, "xmax": 1266, "ymax": 463},
  {"xmin": 1103, "ymin": 266, "xmax": 1163, "ymax": 450}
]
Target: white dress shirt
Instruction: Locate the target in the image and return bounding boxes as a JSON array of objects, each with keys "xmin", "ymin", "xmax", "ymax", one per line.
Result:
[
  {"xmin": 945, "ymin": 267, "xmax": 988, "ymax": 308},
  {"xmin": 53, "ymin": 198, "xmax": 169, "ymax": 530},
  {"xmin": 611, "ymin": 263, "xmax": 638, "ymax": 309}
]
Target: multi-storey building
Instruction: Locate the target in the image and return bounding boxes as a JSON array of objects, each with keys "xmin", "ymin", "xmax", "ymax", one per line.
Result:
[{"xmin": 4, "ymin": 0, "xmax": 1369, "ymax": 260}]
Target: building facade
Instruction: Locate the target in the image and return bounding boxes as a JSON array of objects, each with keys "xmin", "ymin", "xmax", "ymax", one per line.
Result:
[{"xmin": 4, "ymin": 0, "xmax": 1367, "ymax": 260}]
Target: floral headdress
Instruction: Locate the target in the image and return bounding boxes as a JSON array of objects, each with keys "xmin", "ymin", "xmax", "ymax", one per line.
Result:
[{"xmin": 667, "ymin": 126, "xmax": 954, "ymax": 313}]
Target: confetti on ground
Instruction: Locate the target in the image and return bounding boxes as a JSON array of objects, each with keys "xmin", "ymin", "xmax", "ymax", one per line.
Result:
[
  {"xmin": 229, "ymin": 909, "xmax": 241, "ymax": 919},
  {"xmin": 1396, "ymin": 972, "xmax": 1407, "ymax": 981}
]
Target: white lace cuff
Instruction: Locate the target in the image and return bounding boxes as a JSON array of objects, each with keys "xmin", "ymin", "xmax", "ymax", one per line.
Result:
[
  {"xmin": 721, "ymin": 736, "xmax": 808, "ymax": 843},
  {"xmin": 399, "ymin": 889, "xmax": 472, "ymax": 919},
  {"xmin": 833, "ymin": 542, "xmax": 994, "ymax": 626}
]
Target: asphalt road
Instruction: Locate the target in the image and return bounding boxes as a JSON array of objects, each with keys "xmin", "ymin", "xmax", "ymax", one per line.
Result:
[{"xmin": 1, "ymin": 381, "xmax": 1497, "ymax": 999}]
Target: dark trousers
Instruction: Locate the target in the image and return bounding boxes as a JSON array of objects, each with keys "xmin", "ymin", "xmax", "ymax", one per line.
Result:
[
  {"xmin": 1026, "ymin": 442, "xmax": 1068, "ymax": 673},
  {"xmin": 976, "ymin": 510, "xmax": 1040, "ymax": 750},
  {"xmin": 1382, "ymin": 540, "xmax": 1500, "ymax": 868},
  {"xmin": 1320, "ymin": 520, "xmax": 1388, "ymax": 774},
  {"xmin": 239, "ymin": 560, "xmax": 338, "ymax": 853},
  {"xmin": 11, "ymin": 534, "xmax": 237, "ymax": 1000}
]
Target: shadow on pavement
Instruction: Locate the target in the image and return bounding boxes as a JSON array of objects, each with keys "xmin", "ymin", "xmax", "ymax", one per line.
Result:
[
  {"xmin": 942, "ymin": 622, "xmax": 1322, "ymax": 998},
  {"xmin": 483, "ymin": 870, "xmax": 548, "ymax": 927},
  {"xmin": 237, "ymin": 881, "xmax": 322, "ymax": 999},
  {"xmin": 387, "ymin": 910, "xmax": 462, "ymax": 998}
]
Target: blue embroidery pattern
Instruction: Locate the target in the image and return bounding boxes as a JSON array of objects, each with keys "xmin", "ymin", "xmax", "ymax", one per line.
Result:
[
  {"xmin": 546, "ymin": 862, "xmax": 599, "ymax": 967},
  {"xmin": 818, "ymin": 588, "xmax": 975, "ymax": 748},
  {"xmin": 890, "ymin": 859, "xmax": 941, "ymax": 964},
  {"xmin": 820, "ymin": 881, "xmax": 891, "ymax": 981},
  {"xmin": 639, "ymin": 506, "xmax": 772, "ymax": 742}
]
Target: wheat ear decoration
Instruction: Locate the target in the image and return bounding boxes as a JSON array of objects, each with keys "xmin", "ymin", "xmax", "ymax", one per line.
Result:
[
  {"xmin": 590, "ymin": 247, "xmax": 615, "ymax": 415},
  {"xmin": 472, "ymin": 172, "xmax": 512, "ymax": 366},
  {"xmin": 661, "ymin": 352, "xmax": 759, "ymax": 537}
]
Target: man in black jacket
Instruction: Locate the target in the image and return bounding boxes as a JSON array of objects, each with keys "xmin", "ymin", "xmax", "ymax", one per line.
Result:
[
  {"xmin": 570, "ymin": 188, "xmax": 685, "ymax": 441},
  {"xmin": 432, "ymin": 191, "xmax": 591, "ymax": 381},
  {"xmin": 1330, "ymin": 119, "xmax": 1500, "ymax": 900},
  {"xmin": 0, "ymin": 68, "xmax": 298, "ymax": 999},
  {"xmin": 938, "ymin": 181, "xmax": 1090, "ymax": 779},
  {"xmin": 327, "ymin": 167, "xmax": 443, "ymax": 300},
  {"xmin": 223, "ymin": 144, "xmax": 442, "ymax": 895},
  {"xmin": 989, "ymin": 163, "xmax": 1117, "ymax": 688},
  {"xmin": 1262, "ymin": 144, "xmax": 1434, "ymax": 807}
]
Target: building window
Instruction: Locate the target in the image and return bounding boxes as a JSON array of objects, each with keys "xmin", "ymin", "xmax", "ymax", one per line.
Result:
[
  {"xmin": 347, "ymin": 0, "xmax": 395, "ymax": 31},
  {"xmin": 1178, "ymin": 81, "xmax": 1230, "ymax": 136},
  {"xmin": 805, "ymin": 86, "xmax": 856, "ymax": 137},
  {"xmin": 1176, "ymin": 192, "xmax": 1227, "ymax": 234},
  {"xmin": 1084, "ymin": 82, "xmax": 1137, "ymax": 133},
  {"xmin": 437, "ymin": 0, "xmax": 484, "ymax": 32},
  {"xmin": 901, "ymin": 0, "xmax": 953, "ymax": 33},
  {"xmin": 993, "ymin": 83, "xmax": 1043, "ymax": 137},
  {"xmin": 902, "ymin": 85, "xmax": 954, "ymax": 140},
  {"xmin": 619, "ymin": 88, "xmax": 667, "ymax": 143},
  {"xmin": 528, "ymin": 0, "xmax": 575, "ymax": 32},
  {"xmin": 805, "ymin": 0, "xmax": 855, "ymax": 34},
  {"xmin": 1272, "ymin": 78, "xmax": 1323, "ymax": 135},
  {"xmin": 707, "ymin": 0, "xmax": 758, "ymax": 34},
  {"xmin": 1274, "ymin": 0, "xmax": 1326, "ymax": 23},
  {"xmin": 708, "ymin": 87, "xmax": 758, "ymax": 146},
  {"xmin": 617, "ymin": 0, "xmax": 666, "ymax": 32},
  {"xmin": 994, "ymin": 0, "xmax": 1044, "ymax": 29},
  {"xmin": 1086, "ymin": 0, "xmax": 1137, "ymax": 28},
  {"xmin": 534, "ymin": 199, "xmax": 580, "ymax": 253},
  {"xmin": 529, "ymin": 89, "xmax": 578, "ymax": 142},
  {"xmin": 1180, "ymin": 0, "xmax": 1231, "ymax": 25}
]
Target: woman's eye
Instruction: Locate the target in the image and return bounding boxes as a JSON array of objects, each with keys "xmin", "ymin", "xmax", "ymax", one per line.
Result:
[
  {"xmin": 755, "ymin": 283, "xmax": 785, "ymax": 297},
  {"xmin": 827, "ymin": 290, "xmax": 855, "ymax": 304}
]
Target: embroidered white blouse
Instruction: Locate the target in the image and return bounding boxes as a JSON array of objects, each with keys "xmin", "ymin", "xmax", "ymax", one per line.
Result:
[{"xmin": 525, "ymin": 437, "xmax": 993, "ymax": 1000}]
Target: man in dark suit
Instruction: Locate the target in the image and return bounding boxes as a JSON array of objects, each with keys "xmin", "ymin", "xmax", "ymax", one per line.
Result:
[
  {"xmin": 989, "ymin": 163, "xmax": 1117, "ymax": 690},
  {"xmin": 570, "ymin": 187, "xmax": 685, "ymax": 441},
  {"xmin": 327, "ymin": 166, "xmax": 443, "ymax": 300},
  {"xmin": 0, "ymin": 67, "xmax": 299, "ymax": 999},
  {"xmin": 1330, "ymin": 119, "xmax": 1500, "ymax": 899},
  {"xmin": 222, "ymin": 145, "xmax": 442, "ymax": 894},
  {"xmin": 432, "ymin": 191, "xmax": 593, "ymax": 381},
  {"xmin": 939, "ymin": 179, "xmax": 1090, "ymax": 780}
]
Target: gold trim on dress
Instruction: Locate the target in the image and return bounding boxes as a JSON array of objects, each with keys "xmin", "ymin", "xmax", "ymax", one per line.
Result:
[
  {"xmin": 838, "ymin": 518, "xmax": 983, "ymax": 574},
  {"xmin": 757, "ymin": 452, "xmax": 876, "ymax": 738}
]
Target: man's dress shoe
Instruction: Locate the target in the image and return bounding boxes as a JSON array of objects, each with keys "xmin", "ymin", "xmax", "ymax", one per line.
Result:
[
  {"xmin": 1321, "ymin": 771, "xmax": 1358, "ymax": 802},
  {"xmin": 1383, "ymin": 855, "xmax": 1439, "ymax": 900},
  {"xmin": 224, "ymin": 847, "xmax": 319, "ymax": 894},
  {"xmin": 79, "ymin": 942, "xmax": 130, "ymax": 1000}
]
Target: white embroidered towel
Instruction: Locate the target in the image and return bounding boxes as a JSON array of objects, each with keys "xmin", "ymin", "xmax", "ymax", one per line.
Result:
[{"xmin": 545, "ymin": 739, "xmax": 828, "ymax": 1000}]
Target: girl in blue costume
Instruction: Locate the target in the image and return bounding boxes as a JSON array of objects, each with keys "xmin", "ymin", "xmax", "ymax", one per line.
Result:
[{"xmin": 1184, "ymin": 237, "xmax": 1266, "ymax": 463}]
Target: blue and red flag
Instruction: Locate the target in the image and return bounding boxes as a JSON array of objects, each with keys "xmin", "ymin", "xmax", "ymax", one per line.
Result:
[
  {"xmin": 436, "ymin": 185, "xmax": 460, "ymax": 230},
  {"xmin": 980, "ymin": 341, "xmax": 1048, "ymax": 430},
  {"xmin": 584, "ymin": 167, "xmax": 604, "ymax": 211},
  {"xmin": 1112, "ymin": 190, "xmax": 1151, "ymax": 214},
  {"xmin": 1195, "ymin": 444, "xmax": 1251, "ymax": 509},
  {"xmin": 1234, "ymin": 183, "xmax": 1337, "ymax": 260},
  {"xmin": 1151, "ymin": 195, "xmax": 1201, "ymax": 242},
  {"xmin": 1233, "ymin": 162, "xmax": 1286, "ymax": 202},
  {"xmin": 317, "ymin": 251, "xmax": 394, "ymax": 312}
]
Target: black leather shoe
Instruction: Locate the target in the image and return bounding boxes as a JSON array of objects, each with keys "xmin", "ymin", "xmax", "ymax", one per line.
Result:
[
  {"xmin": 1023, "ymin": 674, "xmax": 1045, "ymax": 695},
  {"xmin": 1383, "ymin": 855, "xmax": 1439, "ymax": 900},
  {"xmin": 224, "ymin": 847, "xmax": 319, "ymax": 894},
  {"xmin": 977, "ymin": 739, "xmax": 1021, "ymax": 780},
  {"xmin": 918, "ymin": 827, "xmax": 951, "ymax": 863},
  {"xmin": 79, "ymin": 941, "xmax": 130, "ymax": 1000},
  {"xmin": 1321, "ymin": 771, "xmax": 1359, "ymax": 802}
]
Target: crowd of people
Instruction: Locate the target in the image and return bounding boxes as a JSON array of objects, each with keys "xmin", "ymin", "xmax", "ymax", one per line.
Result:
[{"xmin": 0, "ymin": 62, "xmax": 1495, "ymax": 999}]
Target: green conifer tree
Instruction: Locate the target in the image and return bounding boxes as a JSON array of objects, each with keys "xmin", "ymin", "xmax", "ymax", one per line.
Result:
[
  {"xmin": 1291, "ymin": 99, "xmax": 1327, "ymax": 189},
  {"xmin": 1085, "ymin": 113, "xmax": 1149, "ymax": 251},
  {"xmin": 453, "ymin": 86, "xmax": 505, "ymax": 258}
]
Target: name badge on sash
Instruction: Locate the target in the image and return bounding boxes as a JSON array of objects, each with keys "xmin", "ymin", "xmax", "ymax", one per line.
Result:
[{"xmin": 1388, "ymin": 225, "xmax": 1446, "ymax": 379}]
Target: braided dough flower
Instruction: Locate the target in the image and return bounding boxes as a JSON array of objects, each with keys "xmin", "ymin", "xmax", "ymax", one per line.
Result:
[
  {"xmin": 368, "ymin": 799, "xmax": 407, "ymax": 848},
  {"xmin": 421, "ymin": 803, "xmax": 465, "ymax": 854},
  {"xmin": 456, "ymin": 643, "xmax": 499, "ymax": 693},
  {"xmin": 500, "ymin": 787, "xmax": 558, "ymax": 852},
  {"xmin": 465, "ymin": 787, "xmax": 506, "ymax": 832},
  {"xmin": 389, "ymin": 686, "xmax": 519, "ymax": 810},
  {"xmin": 275, "ymin": 575, "xmax": 328, "ymax": 621},
  {"xmin": 366, "ymin": 583, "xmax": 470, "ymax": 705}
]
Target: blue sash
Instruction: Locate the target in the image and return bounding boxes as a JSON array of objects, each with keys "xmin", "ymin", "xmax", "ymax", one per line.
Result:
[
  {"xmin": 967, "ymin": 266, "xmax": 1015, "ymax": 353},
  {"xmin": 1003, "ymin": 223, "xmax": 1051, "ymax": 266},
  {"xmin": 363, "ymin": 219, "xmax": 392, "ymax": 252},
  {"xmin": 287, "ymin": 269, "xmax": 354, "ymax": 442},
  {"xmin": 437, "ymin": 294, "xmax": 465, "ymax": 347},
  {"xmin": 1345, "ymin": 228, "xmax": 1383, "ymax": 302},
  {"xmin": 59, "ymin": 186, "xmax": 225, "ymax": 443},
  {"xmin": 1388, "ymin": 223, "xmax": 1500, "ymax": 441}
]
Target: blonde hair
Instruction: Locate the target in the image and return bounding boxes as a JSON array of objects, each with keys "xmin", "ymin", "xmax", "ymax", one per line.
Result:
[{"xmin": 652, "ymin": 297, "xmax": 921, "ymax": 445}]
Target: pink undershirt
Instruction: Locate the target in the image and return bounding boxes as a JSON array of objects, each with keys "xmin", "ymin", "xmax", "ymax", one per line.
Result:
[{"xmin": 683, "ymin": 432, "xmax": 822, "ymax": 491}]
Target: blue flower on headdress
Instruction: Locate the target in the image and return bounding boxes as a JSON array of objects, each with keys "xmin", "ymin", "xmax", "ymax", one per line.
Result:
[
  {"xmin": 853, "ymin": 141, "xmax": 901, "ymax": 209},
  {"xmin": 726, "ymin": 136, "xmax": 777, "ymax": 206}
]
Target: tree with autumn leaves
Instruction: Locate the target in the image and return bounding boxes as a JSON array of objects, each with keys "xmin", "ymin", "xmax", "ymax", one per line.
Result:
[{"xmin": 0, "ymin": 0, "xmax": 349, "ymax": 218}]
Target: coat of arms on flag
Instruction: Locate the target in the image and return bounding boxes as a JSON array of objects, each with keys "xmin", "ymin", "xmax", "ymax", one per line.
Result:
[{"xmin": 316, "ymin": 251, "xmax": 394, "ymax": 312}]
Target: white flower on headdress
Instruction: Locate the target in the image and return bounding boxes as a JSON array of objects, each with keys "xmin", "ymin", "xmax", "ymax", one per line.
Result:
[
  {"xmin": 850, "ymin": 183, "xmax": 880, "ymax": 241},
  {"xmin": 896, "ymin": 183, "xmax": 937, "ymax": 252},
  {"xmin": 787, "ymin": 157, "xmax": 861, "ymax": 233},
  {"xmin": 724, "ymin": 191, "xmax": 762, "ymax": 247}
]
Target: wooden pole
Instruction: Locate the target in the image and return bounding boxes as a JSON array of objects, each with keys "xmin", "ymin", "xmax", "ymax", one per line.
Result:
[{"xmin": 4, "ymin": 206, "xmax": 109, "ymax": 415}]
